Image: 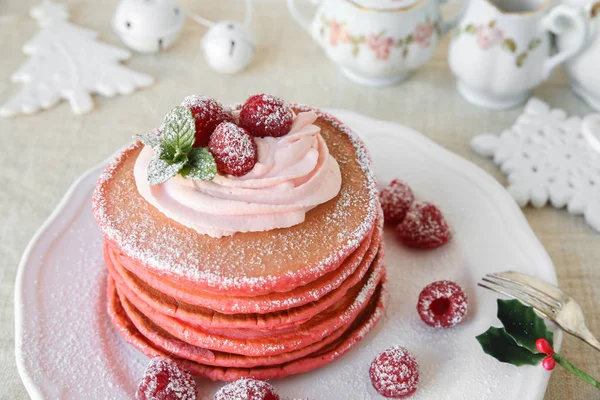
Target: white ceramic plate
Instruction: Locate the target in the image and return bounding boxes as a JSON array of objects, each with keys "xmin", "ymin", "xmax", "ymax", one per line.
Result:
[{"xmin": 15, "ymin": 109, "xmax": 560, "ymax": 400}]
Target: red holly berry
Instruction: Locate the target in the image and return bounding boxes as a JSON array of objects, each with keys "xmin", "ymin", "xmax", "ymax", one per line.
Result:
[
  {"xmin": 379, "ymin": 179, "xmax": 415, "ymax": 225},
  {"xmin": 209, "ymin": 122, "xmax": 258, "ymax": 176},
  {"xmin": 214, "ymin": 378, "xmax": 280, "ymax": 400},
  {"xmin": 181, "ymin": 95, "xmax": 233, "ymax": 147},
  {"xmin": 542, "ymin": 356, "xmax": 556, "ymax": 371},
  {"xmin": 535, "ymin": 338, "xmax": 554, "ymax": 355},
  {"xmin": 136, "ymin": 358, "xmax": 197, "ymax": 400},
  {"xmin": 417, "ymin": 280, "xmax": 468, "ymax": 329},
  {"xmin": 369, "ymin": 346, "xmax": 419, "ymax": 399},
  {"xmin": 239, "ymin": 94, "xmax": 293, "ymax": 138},
  {"xmin": 396, "ymin": 201, "xmax": 451, "ymax": 249}
]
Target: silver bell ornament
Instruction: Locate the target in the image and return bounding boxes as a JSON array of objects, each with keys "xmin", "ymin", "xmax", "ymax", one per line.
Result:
[
  {"xmin": 191, "ymin": 0, "xmax": 256, "ymax": 74},
  {"xmin": 112, "ymin": 0, "xmax": 185, "ymax": 53}
]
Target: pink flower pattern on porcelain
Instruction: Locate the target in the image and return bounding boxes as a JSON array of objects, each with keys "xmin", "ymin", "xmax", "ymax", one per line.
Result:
[
  {"xmin": 414, "ymin": 22, "xmax": 435, "ymax": 48},
  {"xmin": 329, "ymin": 20, "xmax": 350, "ymax": 46},
  {"xmin": 367, "ymin": 34, "xmax": 395, "ymax": 60},
  {"xmin": 475, "ymin": 24, "xmax": 504, "ymax": 50},
  {"xmin": 319, "ymin": 15, "xmax": 439, "ymax": 60}
]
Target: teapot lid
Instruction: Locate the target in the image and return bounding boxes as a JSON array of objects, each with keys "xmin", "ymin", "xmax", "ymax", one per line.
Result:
[{"xmin": 348, "ymin": 0, "xmax": 422, "ymax": 10}]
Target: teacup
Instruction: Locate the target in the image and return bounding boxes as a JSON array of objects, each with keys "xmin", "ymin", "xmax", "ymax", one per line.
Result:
[
  {"xmin": 448, "ymin": 0, "xmax": 588, "ymax": 109},
  {"xmin": 558, "ymin": 1, "xmax": 600, "ymax": 111},
  {"xmin": 287, "ymin": 0, "xmax": 466, "ymax": 87}
]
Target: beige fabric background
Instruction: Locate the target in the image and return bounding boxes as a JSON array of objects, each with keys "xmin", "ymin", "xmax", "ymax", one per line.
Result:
[{"xmin": 0, "ymin": 0, "xmax": 599, "ymax": 399}]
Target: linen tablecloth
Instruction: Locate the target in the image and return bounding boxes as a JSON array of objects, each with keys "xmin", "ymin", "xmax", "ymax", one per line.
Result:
[{"xmin": 1, "ymin": 0, "xmax": 598, "ymax": 398}]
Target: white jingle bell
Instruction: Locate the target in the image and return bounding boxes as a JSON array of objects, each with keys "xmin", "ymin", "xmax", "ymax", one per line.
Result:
[
  {"xmin": 201, "ymin": 21, "xmax": 256, "ymax": 74},
  {"xmin": 112, "ymin": 0, "xmax": 184, "ymax": 53}
]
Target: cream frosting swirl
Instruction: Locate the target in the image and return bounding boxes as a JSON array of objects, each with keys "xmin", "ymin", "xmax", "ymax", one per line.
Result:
[{"xmin": 134, "ymin": 111, "xmax": 342, "ymax": 238}]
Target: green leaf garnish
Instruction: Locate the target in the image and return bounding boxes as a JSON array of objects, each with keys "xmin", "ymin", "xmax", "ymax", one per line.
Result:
[
  {"xmin": 180, "ymin": 147, "xmax": 217, "ymax": 181},
  {"xmin": 135, "ymin": 133, "xmax": 161, "ymax": 149},
  {"xmin": 160, "ymin": 106, "xmax": 196, "ymax": 162},
  {"xmin": 133, "ymin": 105, "xmax": 221, "ymax": 186},
  {"xmin": 497, "ymin": 299, "xmax": 553, "ymax": 353},
  {"xmin": 477, "ymin": 327, "xmax": 546, "ymax": 366},
  {"xmin": 147, "ymin": 154, "xmax": 188, "ymax": 186}
]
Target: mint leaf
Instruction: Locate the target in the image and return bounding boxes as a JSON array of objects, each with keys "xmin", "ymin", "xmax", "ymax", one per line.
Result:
[
  {"xmin": 180, "ymin": 147, "xmax": 217, "ymax": 181},
  {"xmin": 160, "ymin": 106, "xmax": 196, "ymax": 162},
  {"xmin": 477, "ymin": 327, "xmax": 546, "ymax": 366},
  {"xmin": 135, "ymin": 133, "xmax": 161, "ymax": 149},
  {"xmin": 147, "ymin": 154, "xmax": 187, "ymax": 186},
  {"xmin": 497, "ymin": 299, "xmax": 554, "ymax": 353}
]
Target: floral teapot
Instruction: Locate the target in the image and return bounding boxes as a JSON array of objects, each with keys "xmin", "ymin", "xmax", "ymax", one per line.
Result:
[
  {"xmin": 287, "ymin": 0, "xmax": 466, "ymax": 87},
  {"xmin": 558, "ymin": 0, "xmax": 600, "ymax": 110}
]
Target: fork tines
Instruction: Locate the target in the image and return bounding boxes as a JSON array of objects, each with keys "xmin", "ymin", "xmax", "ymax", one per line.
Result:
[{"xmin": 478, "ymin": 272, "xmax": 561, "ymax": 318}]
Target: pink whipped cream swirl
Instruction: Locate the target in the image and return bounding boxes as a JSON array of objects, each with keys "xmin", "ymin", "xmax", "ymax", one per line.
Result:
[{"xmin": 134, "ymin": 111, "xmax": 342, "ymax": 238}]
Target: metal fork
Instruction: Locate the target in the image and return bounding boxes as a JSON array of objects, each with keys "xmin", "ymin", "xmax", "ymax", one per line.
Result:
[{"xmin": 479, "ymin": 271, "xmax": 600, "ymax": 352}]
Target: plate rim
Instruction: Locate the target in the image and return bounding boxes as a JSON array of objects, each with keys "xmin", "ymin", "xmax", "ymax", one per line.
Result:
[{"xmin": 14, "ymin": 109, "xmax": 559, "ymax": 399}]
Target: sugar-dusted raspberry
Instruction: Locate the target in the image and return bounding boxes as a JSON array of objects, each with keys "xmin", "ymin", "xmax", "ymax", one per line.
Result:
[
  {"xmin": 181, "ymin": 94, "xmax": 233, "ymax": 147},
  {"xmin": 379, "ymin": 180, "xmax": 415, "ymax": 225},
  {"xmin": 417, "ymin": 280, "xmax": 468, "ymax": 329},
  {"xmin": 239, "ymin": 94, "xmax": 293, "ymax": 138},
  {"xmin": 209, "ymin": 122, "xmax": 258, "ymax": 176},
  {"xmin": 370, "ymin": 346, "xmax": 419, "ymax": 399},
  {"xmin": 136, "ymin": 358, "xmax": 197, "ymax": 400},
  {"xmin": 396, "ymin": 202, "xmax": 451, "ymax": 249},
  {"xmin": 214, "ymin": 378, "xmax": 280, "ymax": 400}
]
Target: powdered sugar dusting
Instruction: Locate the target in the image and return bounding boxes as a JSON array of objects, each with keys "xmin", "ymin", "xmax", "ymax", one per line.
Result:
[
  {"xmin": 214, "ymin": 378, "xmax": 279, "ymax": 400},
  {"xmin": 209, "ymin": 121, "xmax": 257, "ymax": 176},
  {"xmin": 136, "ymin": 358, "xmax": 197, "ymax": 400},
  {"xmin": 417, "ymin": 280, "xmax": 468, "ymax": 329},
  {"xmin": 369, "ymin": 346, "xmax": 419, "ymax": 398},
  {"xmin": 380, "ymin": 179, "xmax": 415, "ymax": 225},
  {"xmin": 92, "ymin": 104, "xmax": 380, "ymax": 294}
]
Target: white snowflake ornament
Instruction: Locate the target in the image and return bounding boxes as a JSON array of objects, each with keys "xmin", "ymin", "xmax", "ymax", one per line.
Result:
[
  {"xmin": 112, "ymin": 0, "xmax": 184, "ymax": 53},
  {"xmin": 472, "ymin": 98, "xmax": 600, "ymax": 233},
  {"xmin": 0, "ymin": 0, "xmax": 153, "ymax": 117}
]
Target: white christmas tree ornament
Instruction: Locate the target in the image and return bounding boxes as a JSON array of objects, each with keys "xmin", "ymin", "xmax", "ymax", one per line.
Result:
[
  {"xmin": 0, "ymin": 1, "xmax": 154, "ymax": 117},
  {"xmin": 472, "ymin": 98, "xmax": 600, "ymax": 233}
]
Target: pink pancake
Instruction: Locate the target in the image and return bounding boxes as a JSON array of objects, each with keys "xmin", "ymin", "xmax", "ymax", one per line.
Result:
[
  {"xmin": 109, "ymin": 211, "xmax": 382, "ymax": 315},
  {"xmin": 94, "ymin": 107, "xmax": 380, "ymax": 296},
  {"xmin": 113, "ymin": 252, "xmax": 385, "ymax": 356},
  {"xmin": 117, "ymin": 280, "xmax": 375, "ymax": 368},
  {"xmin": 107, "ymin": 276, "xmax": 388, "ymax": 381},
  {"xmin": 106, "ymin": 230, "xmax": 381, "ymax": 331}
]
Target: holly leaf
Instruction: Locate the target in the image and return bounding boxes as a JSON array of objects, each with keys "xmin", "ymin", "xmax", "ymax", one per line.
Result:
[
  {"xmin": 160, "ymin": 106, "xmax": 196, "ymax": 162},
  {"xmin": 135, "ymin": 133, "xmax": 161, "ymax": 149},
  {"xmin": 180, "ymin": 147, "xmax": 217, "ymax": 181},
  {"xmin": 477, "ymin": 327, "xmax": 546, "ymax": 366},
  {"xmin": 497, "ymin": 299, "xmax": 554, "ymax": 353},
  {"xmin": 147, "ymin": 153, "xmax": 187, "ymax": 186}
]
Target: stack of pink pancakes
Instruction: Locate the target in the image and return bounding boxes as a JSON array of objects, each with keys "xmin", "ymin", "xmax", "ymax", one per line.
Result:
[{"xmin": 94, "ymin": 107, "xmax": 387, "ymax": 381}]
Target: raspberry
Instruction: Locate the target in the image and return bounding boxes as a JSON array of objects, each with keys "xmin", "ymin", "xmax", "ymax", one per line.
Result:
[
  {"xmin": 239, "ymin": 94, "xmax": 293, "ymax": 138},
  {"xmin": 417, "ymin": 280, "xmax": 468, "ymax": 329},
  {"xmin": 379, "ymin": 180, "xmax": 415, "ymax": 225},
  {"xmin": 209, "ymin": 122, "xmax": 258, "ymax": 176},
  {"xmin": 181, "ymin": 95, "xmax": 233, "ymax": 147},
  {"xmin": 136, "ymin": 358, "xmax": 197, "ymax": 400},
  {"xmin": 369, "ymin": 346, "xmax": 419, "ymax": 399},
  {"xmin": 214, "ymin": 378, "xmax": 280, "ymax": 400},
  {"xmin": 396, "ymin": 202, "xmax": 451, "ymax": 249}
]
